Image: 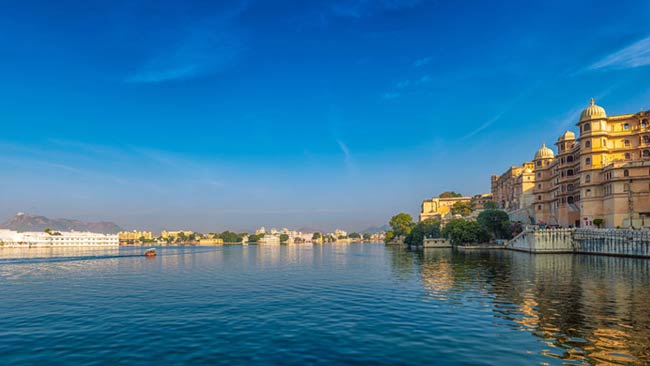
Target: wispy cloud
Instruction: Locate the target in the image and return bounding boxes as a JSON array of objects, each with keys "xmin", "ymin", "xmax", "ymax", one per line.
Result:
[
  {"xmin": 381, "ymin": 91, "xmax": 401, "ymax": 100},
  {"xmin": 413, "ymin": 56, "xmax": 432, "ymax": 67},
  {"xmin": 460, "ymin": 112, "xmax": 505, "ymax": 141},
  {"xmin": 589, "ymin": 35, "xmax": 650, "ymax": 71},
  {"xmin": 336, "ymin": 139, "xmax": 357, "ymax": 174},
  {"xmin": 381, "ymin": 74, "xmax": 431, "ymax": 100},
  {"xmin": 126, "ymin": 9, "xmax": 247, "ymax": 84}
]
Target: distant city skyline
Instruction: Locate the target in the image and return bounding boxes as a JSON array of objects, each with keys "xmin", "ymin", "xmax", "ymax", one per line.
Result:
[{"xmin": 2, "ymin": 0, "xmax": 650, "ymax": 232}]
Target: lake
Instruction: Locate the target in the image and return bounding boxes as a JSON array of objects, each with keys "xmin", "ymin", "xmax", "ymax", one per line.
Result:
[{"xmin": 0, "ymin": 244, "xmax": 649, "ymax": 365}]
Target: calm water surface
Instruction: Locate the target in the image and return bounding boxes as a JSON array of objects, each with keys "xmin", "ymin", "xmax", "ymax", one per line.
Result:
[{"xmin": 1, "ymin": 244, "xmax": 649, "ymax": 365}]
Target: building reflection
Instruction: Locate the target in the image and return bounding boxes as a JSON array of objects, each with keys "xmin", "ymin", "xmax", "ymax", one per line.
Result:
[{"xmin": 395, "ymin": 248, "xmax": 650, "ymax": 365}]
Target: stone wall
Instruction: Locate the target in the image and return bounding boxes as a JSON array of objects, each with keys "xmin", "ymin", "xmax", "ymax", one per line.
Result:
[
  {"xmin": 507, "ymin": 229, "xmax": 574, "ymax": 253},
  {"xmin": 507, "ymin": 228, "xmax": 650, "ymax": 257},
  {"xmin": 574, "ymin": 229, "xmax": 650, "ymax": 257}
]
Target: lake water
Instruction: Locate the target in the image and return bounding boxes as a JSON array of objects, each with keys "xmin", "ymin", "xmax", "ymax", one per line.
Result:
[{"xmin": 1, "ymin": 244, "xmax": 649, "ymax": 365}]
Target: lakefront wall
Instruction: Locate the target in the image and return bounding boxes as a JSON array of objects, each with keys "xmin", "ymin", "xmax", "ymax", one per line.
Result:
[{"xmin": 507, "ymin": 228, "xmax": 650, "ymax": 258}]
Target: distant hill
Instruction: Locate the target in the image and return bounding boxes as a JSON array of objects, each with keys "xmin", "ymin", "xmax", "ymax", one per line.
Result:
[
  {"xmin": 0, "ymin": 213, "xmax": 122, "ymax": 234},
  {"xmin": 360, "ymin": 224, "xmax": 390, "ymax": 234},
  {"xmin": 297, "ymin": 226, "xmax": 322, "ymax": 233}
]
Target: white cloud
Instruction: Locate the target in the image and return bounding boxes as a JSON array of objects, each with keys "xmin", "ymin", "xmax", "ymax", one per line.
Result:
[
  {"xmin": 589, "ymin": 35, "xmax": 650, "ymax": 71},
  {"xmin": 414, "ymin": 56, "xmax": 432, "ymax": 67}
]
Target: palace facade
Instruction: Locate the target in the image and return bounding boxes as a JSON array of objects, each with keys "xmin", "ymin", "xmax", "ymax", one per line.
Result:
[
  {"xmin": 496, "ymin": 98, "xmax": 650, "ymax": 228},
  {"xmin": 419, "ymin": 196, "xmax": 471, "ymax": 222}
]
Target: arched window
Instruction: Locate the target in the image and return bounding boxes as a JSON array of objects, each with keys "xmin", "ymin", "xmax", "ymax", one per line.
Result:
[
  {"xmin": 537, "ymin": 184, "xmax": 542, "ymax": 189},
  {"xmin": 585, "ymin": 174, "xmax": 591, "ymax": 183},
  {"xmin": 583, "ymin": 123, "xmax": 591, "ymax": 132},
  {"xmin": 625, "ymin": 153, "xmax": 631, "ymax": 160},
  {"xmin": 568, "ymin": 196, "xmax": 574, "ymax": 204},
  {"xmin": 644, "ymin": 150, "xmax": 650, "ymax": 157},
  {"xmin": 624, "ymin": 123, "xmax": 630, "ymax": 130},
  {"xmin": 536, "ymin": 160, "xmax": 541, "ymax": 166},
  {"xmin": 537, "ymin": 195, "xmax": 542, "ymax": 200},
  {"xmin": 585, "ymin": 157, "xmax": 591, "ymax": 165},
  {"xmin": 567, "ymin": 156, "xmax": 574, "ymax": 162},
  {"xmin": 585, "ymin": 141, "xmax": 591, "ymax": 148},
  {"xmin": 561, "ymin": 157, "xmax": 565, "ymax": 164},
  {"xmin": 624, "ymin": 169, "xmax": 629, "ymax": 177},
  {"xmin": 643, "ymin": 119, "xmax": 648, "ymax": 127},
  {"xmin": 567, "ymin": 169, "xmax": 574, "ymax": 176},
  {"xmin": 644, "ymin": 135, "xmax": 650, "ymax": 144},
  {"xmin": 624, "ymin": 139, "xmax": 630, "ymax": 147},
  {"xmin": 568, "ymin": 184, "xmax": 574, "ymax": 191}
]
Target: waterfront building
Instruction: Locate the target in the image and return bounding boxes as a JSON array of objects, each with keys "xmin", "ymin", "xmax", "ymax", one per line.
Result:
[
  {"xmin": 531, "ymin": 99, "xmax": 650, "ymax": 228},
  {"xmin": 118, "ymin": 230, "xmax": 153, "ymax": 244},
  {"xmin": 259, "ymin": 234, "xmax": 280, "ymax": 245},
  {"xmin": 491, "ymin": 162, "xmax": 536, "ymax": 223},
  {"xmin": 470, "ymin": 193, "xmax": 494, "ymax": 210},
  {"xmin": 0, "ymin": 230, "xmax": 118, "ymax": 247},
  {"xmin": 161, "ymin": 230, "xmax": 193, "ymax": 240},
  {"xmin": 419, "ymin": 196, "xmax": 471, "ymax": 222},
  {"xmin": 198, "ymin": 238, "xmax": 224, "ymax": 245}
]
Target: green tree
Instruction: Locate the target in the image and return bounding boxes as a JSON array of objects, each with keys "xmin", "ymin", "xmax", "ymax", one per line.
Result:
[
  {"xmin": 451, "ymin": 201, "xmax": 473, "ymax": 216},
  {"xmin": 279, "ymin": 233, "xmax": 289, "ymax": 243},
  {"xmin": 248, "ymin": 233, "xmax": 263, "ymax": 243},
  {"xmin": 44, "ymin": 228, "xmax": 52, "ymax": 235},
  {"xmin": 384, "ymin": 230, "xmax": 395, "ymax": 244},
  {"xmin": 349, "ymin": 232, "xmax": 361, "ymax": 239},
  {"xmin": 219, "ymin": 231, "xmax": 242, "ymax": 243},
  {"xmin": 389, "ymin": 213, "xmax": 415, "ymax": 237},
  {"xmin": 439, "ymin": 191, "xmax": 463, "ymax": 198},
  {"xmin": 362, "ymin": 233, "xmax": 372, "ymax": 241},
  {"xmin": 312, "ymin": 232, "xmax": 322, "ymax": 241},
  {"xmin": 442, "ymin": 219, "xmax": 489, "ymax": 246},
  {"xmin": 483, "ymin": 201, "xmax": 499, "ymax": 210},
  {"xmin": 593, "ymin": 218, "xmax": 604, "ymax": 228},
  {"xmin": 477, "ymin": 209, "xmax": 512, "ymax": 240},
  {"xmin": 404, "ymin": 219, "xmax": 441, "ymax": 247}
]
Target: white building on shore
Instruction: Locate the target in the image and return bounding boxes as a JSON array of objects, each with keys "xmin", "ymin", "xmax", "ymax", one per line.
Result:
[{"xmin": 0, "ymin": 230, "xmax": 119, "ymax": 247}]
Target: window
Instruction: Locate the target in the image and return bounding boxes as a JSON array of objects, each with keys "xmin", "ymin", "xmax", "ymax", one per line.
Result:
[
  {"xmin": 625, "ymin": 153, "xmax": 631, "ymax": 160},
  {"xmin": 585, "ymin": 157, "xmax": 591, "ymax": 165},
  {"xmin": 644, "ymin": 150, "xmax": 650, "ymax": 157},
  {"xmin": 625, "ymin": 139, "xmax": 630, "ymax": 147},
  {"xmin": 537, "ymin": 172, "xmax": 541, "ymax": 178},
  {"xmin": 567, "ymin": 169, "xmax": 574, "ymax": 176},
  {"xmin": 624, "ymin": 123, "xmax": 630, "ymax": 130},
  {"xmin": 567, "ymin": 156, "xmax": 574, "ymax": 162},
  {"xmin": 583, "ymin": 123, "xmax": 591, "ymax": 132},
  {"xmin": 643, "ymin": 119, "xmax": 648, "ymax": 127},
  {"xmin": 624, "ymin": 169, "xmax": 629, "ymax": 177},
  {"xmin": 568, "ymin": 196, "xmax": 574, "ymax": 204},
  {"xmin": 585, "ymin": 141, "xmax": 591, "ymax": 148},
  {"xmin": 568, "ymin": 184, "xmax": 574, "ymax": 192},
  {"xmin": 537, "ymin": 195, "xmax": 542, "ymax": 200},
  {"xmin": 644, "ymin": 135, "xmax": 650, "ymax": 144},
  {"xmin": 537, "ymin": 184, "xmax": 542, "ymax": 189},
  {"xmin": 561, "ymin": 157, "xmax": 565, "ymax": 164},
  {"xmin": 536, "ymin": 160, "xmax": 541, "ymax": 167},
  {"xmin": 585, "ymin": 174, "xmax": 591, "ymax": 183}
]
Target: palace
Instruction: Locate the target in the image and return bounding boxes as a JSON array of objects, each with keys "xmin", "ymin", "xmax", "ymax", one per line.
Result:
[{"xmin": 495, "ymin": 98, "xmax": 650, "ymax": 228}]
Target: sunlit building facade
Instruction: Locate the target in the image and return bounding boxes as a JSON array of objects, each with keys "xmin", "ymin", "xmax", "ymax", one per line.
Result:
[{"xmin": 530, "ymin": 99, "xmax": 650, "ymax": 228}]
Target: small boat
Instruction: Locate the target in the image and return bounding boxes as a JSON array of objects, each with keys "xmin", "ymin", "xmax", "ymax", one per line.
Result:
[{"xmin": 144, "ymin": 248, "xmax": 157, "ymax": 257}]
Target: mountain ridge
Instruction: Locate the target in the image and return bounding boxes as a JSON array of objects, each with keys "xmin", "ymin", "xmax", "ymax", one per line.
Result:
[{"xmin": 0, "ymin": 213, "xmax": 122, "ymax": 234}]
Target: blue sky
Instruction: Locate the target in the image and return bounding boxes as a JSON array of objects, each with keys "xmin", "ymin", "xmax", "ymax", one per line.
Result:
[{"xmin": 2, "ymin": 0, "xmax": 650, "ymax": 233}]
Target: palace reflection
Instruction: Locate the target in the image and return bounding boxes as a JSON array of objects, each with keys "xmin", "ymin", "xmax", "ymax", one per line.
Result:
[{"xmin": 389, "ymin": 248, "xmax": 650, "ymax": 365}]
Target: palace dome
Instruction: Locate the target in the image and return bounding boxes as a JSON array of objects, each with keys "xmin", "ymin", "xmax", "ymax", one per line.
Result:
[
  {"xmin": 579, "ymin": 98, "xmax": 606, "ymax": 122},
  {"xmin": 534, "ymin": 143, "xmax": 554, "ymax": 160},
  {"xmin": 557, "ymin": 130, "xmax": 575, "ymax": 141}
]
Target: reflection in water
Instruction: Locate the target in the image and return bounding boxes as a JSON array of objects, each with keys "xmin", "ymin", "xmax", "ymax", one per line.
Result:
[
  {"xmin": 1, "ymin": 244, "xmax": 649, "ymax": 365},
  {"xmin": 404, "ymin": 249, "xmax": 650, "ymax": 365}
]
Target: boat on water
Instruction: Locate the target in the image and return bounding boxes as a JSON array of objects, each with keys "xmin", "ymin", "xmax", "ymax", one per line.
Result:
[{"xmin": 144, "ymin": 248, "xmax": 157, "ymax": 257}]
